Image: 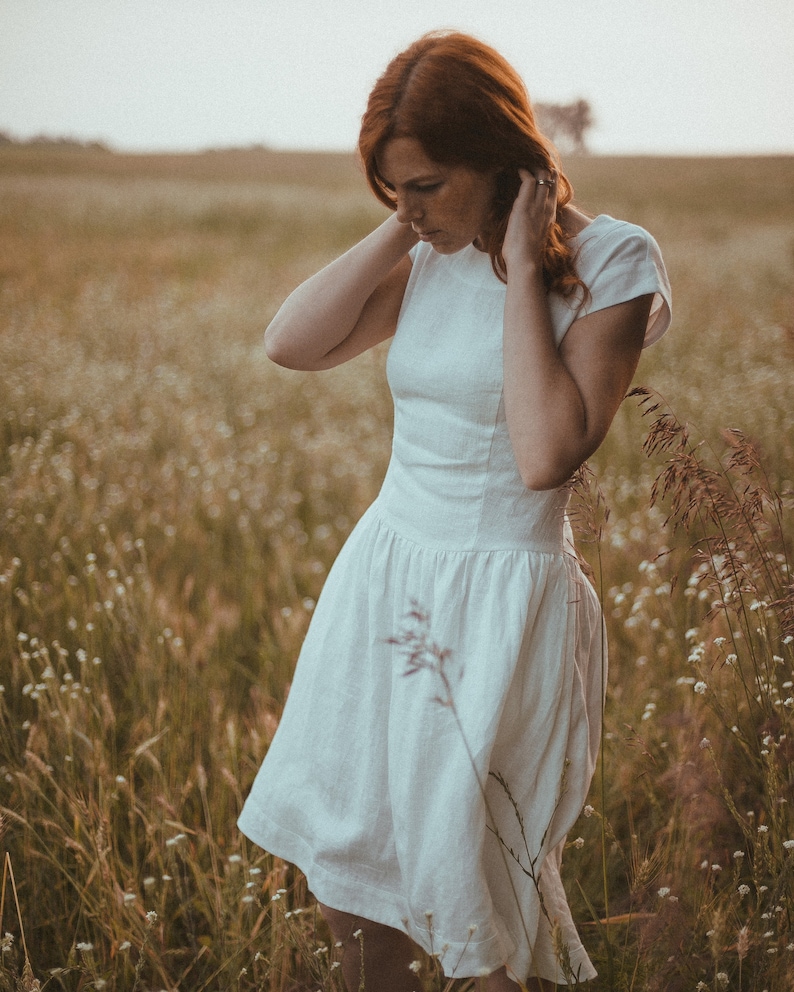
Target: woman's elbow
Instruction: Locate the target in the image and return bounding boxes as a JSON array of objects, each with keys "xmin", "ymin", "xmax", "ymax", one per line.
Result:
[
  {"xmin": 264, "ymin": 318, "xmax": 300, "ymax": 369},
  {"xmin": 516, "ymin": 450, "xmax": 585, "ymax": 491},
  {"xmin": 518, "ymin": 465, "xmax": 572, "ymax": 492},
  {"xmin": 263, "ymin": 329, "xmax": 287, "ymax": 366}
]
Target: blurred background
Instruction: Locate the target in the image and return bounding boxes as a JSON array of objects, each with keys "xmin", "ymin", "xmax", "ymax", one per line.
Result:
[{"xmin": 2, "ymin": 0, "xmax": 793, "ymax": 156}]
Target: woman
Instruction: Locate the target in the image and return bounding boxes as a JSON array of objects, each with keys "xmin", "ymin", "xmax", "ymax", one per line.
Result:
[{"xmin": 239, "ymin": 31, "xmax": 671, "ymax": 990}]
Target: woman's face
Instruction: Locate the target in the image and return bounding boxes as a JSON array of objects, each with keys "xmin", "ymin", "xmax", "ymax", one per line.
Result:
[{"xmin": 378, "ymin": 137, "xmax": 497, "ymax": 254}]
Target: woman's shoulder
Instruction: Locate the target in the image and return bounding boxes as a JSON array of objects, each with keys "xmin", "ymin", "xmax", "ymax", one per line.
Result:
[
  {"xmin": 570, "ymin": 213, "xmax": 672, "ymax": 347},
  {"xmin": 572, "ymin": 213, "xmax": 665, "ymax": 281},
  {"xmin": 574, "ymin": 213, "xmax": 659, "ymax": 256}
]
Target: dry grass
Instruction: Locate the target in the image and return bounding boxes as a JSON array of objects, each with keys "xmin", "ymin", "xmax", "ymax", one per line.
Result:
[{"xmin": 1, "ymin": 147, "xmax": 793, "ymax": 990}]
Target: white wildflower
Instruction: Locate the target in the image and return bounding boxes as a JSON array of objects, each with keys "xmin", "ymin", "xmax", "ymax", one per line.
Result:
[
  {"xmin": 738, "ymin": 884, "xmax": 751, "ymax": 896},
  {"xmin": 573, "ymin": 837, "xmax": 585, "ymax": 849},
  {"xmin": 699, "ymin": 738, "xmax": 711, "ymax": 750},
  {"xmin": 409, "ymin": 960, "xmax": 422, "ymax": 974},
  {"xmin": 583, "ymin": 805, "xmax": 595, "ymax": 817},
  {"xmin": 784, "ymin": 840, "xmax": 794, "ymax": 849},
  {"xmin": 657, "ymin": 887, "xmax": 671, "ymax": 898}
]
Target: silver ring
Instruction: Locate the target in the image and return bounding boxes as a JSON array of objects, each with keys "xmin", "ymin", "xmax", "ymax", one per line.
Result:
[{"xmin": 536, "ymin": 178, "xmax": 556, "ymax": 186}]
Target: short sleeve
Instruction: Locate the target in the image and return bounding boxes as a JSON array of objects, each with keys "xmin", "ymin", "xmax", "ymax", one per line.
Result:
[{"xmin": 575, "ymin": 219, "xmax": 672, "ymax": 348}]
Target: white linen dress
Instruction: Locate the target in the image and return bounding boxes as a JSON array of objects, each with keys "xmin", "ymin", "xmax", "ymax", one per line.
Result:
[{"xmin": 238, "ymin": 214, "xmax": 672, "ymax": 984}]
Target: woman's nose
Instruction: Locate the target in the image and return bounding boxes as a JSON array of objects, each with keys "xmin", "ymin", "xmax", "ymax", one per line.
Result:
[{"xmin": 395, "ymin": 193, "xmax": 422, "ymax": 225}]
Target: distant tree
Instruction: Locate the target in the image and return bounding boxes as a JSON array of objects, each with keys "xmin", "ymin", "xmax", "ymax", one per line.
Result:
[
  {"xmin": 534, "ymin": 99, "xmax": 594, "ymax": 154},
  {"xmin": 0, "ymin": 131, "xmax": 111, "ymax": 151}
]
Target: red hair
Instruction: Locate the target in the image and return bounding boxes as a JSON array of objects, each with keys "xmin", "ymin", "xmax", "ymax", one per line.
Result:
[{"xmin": 359, "ymin": 31, "xmax": 584, "ymax": 296}]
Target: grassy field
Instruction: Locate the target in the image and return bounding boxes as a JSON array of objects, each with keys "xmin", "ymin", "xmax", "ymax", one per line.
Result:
[{"xmin": 0, "ymin": 146, "xmax": 793, "ymax": 991}]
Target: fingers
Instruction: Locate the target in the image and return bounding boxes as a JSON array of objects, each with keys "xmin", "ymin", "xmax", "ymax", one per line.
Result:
[
  {"xmin": 533, "ymin": 168, "xmax": 557, "ymax": 197},
  {"xmin": 516, "ymin": 168, "xmax": 558, "ymax": 207}
]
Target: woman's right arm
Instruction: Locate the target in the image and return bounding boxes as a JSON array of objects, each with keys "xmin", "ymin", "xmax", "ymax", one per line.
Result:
[{"xmin": 265, "ymin": 213, "xmax": 418, "ymax": 370}]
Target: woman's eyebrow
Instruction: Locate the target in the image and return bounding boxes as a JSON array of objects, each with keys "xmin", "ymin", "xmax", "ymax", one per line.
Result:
[{"xmin": 382, "ymin": 171, "xmax": 443, "ymax": 188}]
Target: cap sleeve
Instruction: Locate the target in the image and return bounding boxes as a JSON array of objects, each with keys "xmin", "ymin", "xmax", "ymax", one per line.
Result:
[{"xmin": 576, "ymin": 220, "xmax": 672, "ymax": 347}]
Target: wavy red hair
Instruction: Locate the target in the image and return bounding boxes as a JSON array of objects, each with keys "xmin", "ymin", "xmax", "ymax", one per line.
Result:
[{"xmin": 359, "ymin": 31, "xmax": 584, "ymax": 296}]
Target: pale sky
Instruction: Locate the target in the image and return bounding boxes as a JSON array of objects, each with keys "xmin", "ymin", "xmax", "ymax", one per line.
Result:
[{"xmin": 2, "ymin": 0, "xmax": 792, "ymax": 155}]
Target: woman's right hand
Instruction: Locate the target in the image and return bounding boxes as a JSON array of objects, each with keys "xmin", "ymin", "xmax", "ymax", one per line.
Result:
[
  {"xmin": 501, "ymin": 168, "xmax": 557, "ymax": 274},
  {"xmin": 265, "ymin": 214, "xmax": 418, "ymax": 371}
]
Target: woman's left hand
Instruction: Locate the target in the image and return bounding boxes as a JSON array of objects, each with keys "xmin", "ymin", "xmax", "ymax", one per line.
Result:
[{"xmin": 501, "ymin": 167, "xmax": 557, "ymax": 272}]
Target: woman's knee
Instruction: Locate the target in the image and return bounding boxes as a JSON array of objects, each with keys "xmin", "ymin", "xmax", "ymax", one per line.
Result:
[{"xmin": 318, "ymin": 902, "xmax": 362, "ymax": 941}]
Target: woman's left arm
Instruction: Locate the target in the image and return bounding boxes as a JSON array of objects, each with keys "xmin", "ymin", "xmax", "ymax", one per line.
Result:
[{"xmin": 502, "ymin": 170, "xmax": 652, "ymax": 491}]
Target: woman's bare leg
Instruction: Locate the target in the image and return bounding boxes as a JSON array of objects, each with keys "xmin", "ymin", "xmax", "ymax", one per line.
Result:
[
  {"xmin": 486, "ymin": 967, "xmax": 552, "ymax": 991},
  {"xmin": 319, "ymin": 904, "xmax": 554, "ymax": 992},
  {"xmin": 318, "ymin": 903, "xmax": 418, "ymax": 992}
]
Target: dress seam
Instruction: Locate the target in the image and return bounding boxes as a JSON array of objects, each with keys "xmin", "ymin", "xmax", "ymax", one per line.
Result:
[{"xmin": 369, "ymin": 501, "xmax": 565, "ymax": 557}]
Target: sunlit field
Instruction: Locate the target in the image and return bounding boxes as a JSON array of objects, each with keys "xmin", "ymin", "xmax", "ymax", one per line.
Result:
[{"xmin": 1, "ymin": 146, "xmax": 793, "ymax": 991}]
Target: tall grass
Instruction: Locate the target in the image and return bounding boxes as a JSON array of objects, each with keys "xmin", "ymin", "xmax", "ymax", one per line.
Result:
[{"xmin": 1, "ymin": 148, "xmax": 793, "ymax": 990}]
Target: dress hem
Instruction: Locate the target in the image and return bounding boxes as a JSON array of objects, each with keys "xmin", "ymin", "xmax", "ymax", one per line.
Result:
[{"xmin": 237, "ymin": 805, "xmax": 597, "ymax": 984}]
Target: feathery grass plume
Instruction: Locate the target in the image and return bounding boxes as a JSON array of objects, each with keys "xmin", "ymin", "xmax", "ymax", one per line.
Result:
[{"xmin": 627, "ymin": 386, "xmax": 794, "ymax": 989}]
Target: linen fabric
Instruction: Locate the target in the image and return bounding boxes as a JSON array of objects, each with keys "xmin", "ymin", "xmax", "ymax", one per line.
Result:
[{"xmin": 238, "ymin": 214, "xmax": 672, "ymax": 983}]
